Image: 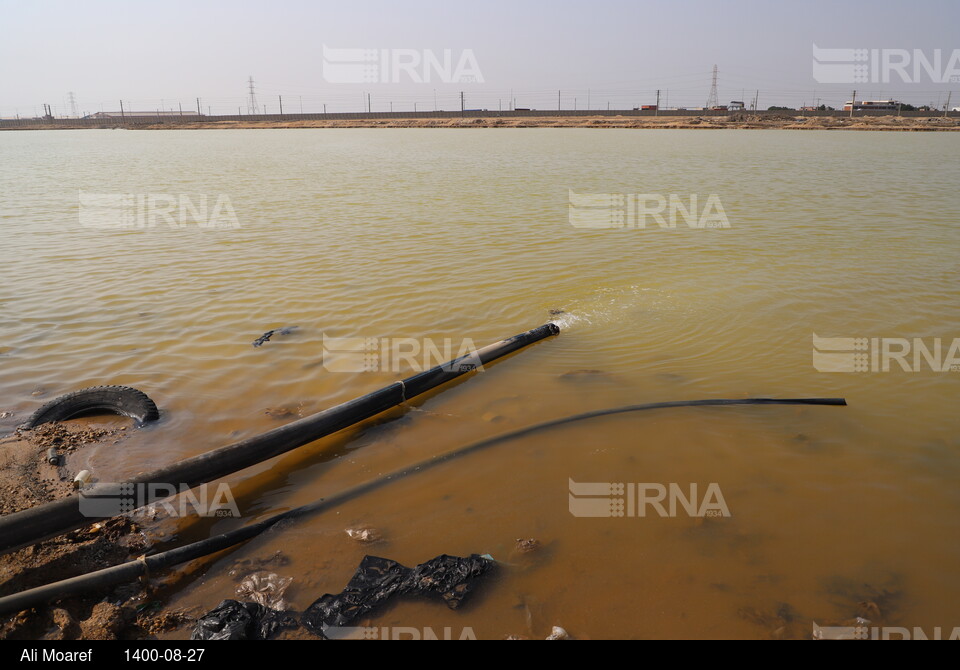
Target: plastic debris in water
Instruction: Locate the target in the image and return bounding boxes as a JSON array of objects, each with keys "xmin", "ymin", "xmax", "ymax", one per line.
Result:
[
  {"xmin": 252, "ymin": 326, "xmax": 299, "ymax": 348},
  {"xmin": 236, "ymin": 572, "xmax": 293, "ymax": 611},
  {"xmin": 345, "ymin": 526, "xmax": 383, "ymax": 543},
  {"xmin": 302, "ymin": 554, "xmax": 495, "ymax": 638},
  {"xmin": 514, "ymin": 538, "xmax": 541, "ymax": 554},
  {"xmin": 191, "ymin": 600, "xmax": 298, "ymax": 641}
]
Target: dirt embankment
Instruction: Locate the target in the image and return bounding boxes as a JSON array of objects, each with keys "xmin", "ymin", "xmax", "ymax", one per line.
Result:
[
  {"xmin": 0, "ymin": 424, "xmax": 192, "ymax": 640},
  {"xmin": 6, "ymin": 114, "xmax": 960, "ymax": 132},
  {"xmin": 137, "ymin": 114, "xmax": 960, "ymax": 131}
]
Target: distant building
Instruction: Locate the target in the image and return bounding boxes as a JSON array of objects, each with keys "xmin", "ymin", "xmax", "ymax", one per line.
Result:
[
  {"xmin": 729, "ymin": 101, "xmax": 745, "ymax": 111},
  {"xmin": 843, "ymin": 100, "xmax": 900, "ymax": 112},
  {"xmin": 85, "ymin": 111, "xmax": 202, "ymax": 120}
]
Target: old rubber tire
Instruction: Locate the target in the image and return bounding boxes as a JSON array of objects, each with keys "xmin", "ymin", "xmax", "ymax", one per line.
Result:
[{"xmin": 22, "ymin": 386, "xmax": 160, "ymax": 429}]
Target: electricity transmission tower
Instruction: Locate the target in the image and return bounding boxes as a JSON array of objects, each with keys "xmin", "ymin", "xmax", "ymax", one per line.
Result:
[
  {"xmin": 247, "ymin": 76, "xmax": 260, "ymax": 115},
  {"xmin": 67, "ymin": 92, "xmax": 79, "ymax": 118},
  {"xmin": 706, "ymin": 65, "xmax": 719, "ymax": 109}
]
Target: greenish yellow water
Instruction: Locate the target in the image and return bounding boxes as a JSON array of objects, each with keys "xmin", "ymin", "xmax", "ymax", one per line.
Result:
[{"xmin": 0, "ymin": 129, "xmax": 958, "ymax": 639}]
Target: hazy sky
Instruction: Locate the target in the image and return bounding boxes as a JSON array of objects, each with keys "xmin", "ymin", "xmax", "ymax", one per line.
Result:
[{"xmin": 1, "ymin": 0, "xmax": 958, "ymax": 116}]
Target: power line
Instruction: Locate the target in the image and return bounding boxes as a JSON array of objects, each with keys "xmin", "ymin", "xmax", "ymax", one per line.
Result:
[
  {"xmin": 67, "ymin": 92, "xmax": 79, "ymax": 118},
  {"xmin": 246, "ymin": 76, "xmax": 260, "ymax": 115},
  {"xmin": 706, "ymin": 65, "xmax": 719, "ymax": 109}
]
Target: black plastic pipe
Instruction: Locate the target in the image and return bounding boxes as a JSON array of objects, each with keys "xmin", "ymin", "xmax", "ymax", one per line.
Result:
[
  {"xmin": 0, "ymin": 396, "xmax": 846, "ymax": 616},
  {"xmin": 0, "ymin": 323, "xmax": 560, "ymax": 556}
]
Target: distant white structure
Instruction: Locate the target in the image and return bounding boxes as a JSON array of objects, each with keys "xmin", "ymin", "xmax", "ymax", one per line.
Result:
[
  {"xmin": 85, "ymin": 111, "xmax": 200, "ymax": 120},
  {"xmin": 843, "ymin": 100, "xmax": 900, "ymax": 112},
  {"xmin": 729, "ymin": 101, "xmax": 745, "ymax": 111}
]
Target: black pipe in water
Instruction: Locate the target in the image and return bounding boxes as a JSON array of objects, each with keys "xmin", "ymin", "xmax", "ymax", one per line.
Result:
[{"xmin": 0, "ymin": 323, "xmax": 561, "ymax": 555}]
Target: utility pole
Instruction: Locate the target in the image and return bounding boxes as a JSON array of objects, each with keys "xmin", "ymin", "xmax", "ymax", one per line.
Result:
[
  {"xmin": 247, "ymin": 76, "xmax": 260, "ymax": 115},
  {"xmin": 367, "ymin": 93, "xmax": 371, "ymax": 113},
  {"xmin": 656, "ymin": 89, "xmax": 660, "ymax": 116},
  {"xmin": 706, "ymin": 65, "xmax": 719, "ymax": 109},
  {"xmin": 460, "ymin": 91, "xmax": 464, "ymax": 116},
  {"xmin": 67, "ymin": 92, "xmax": 79, "ymax": 118},
  {"xmin": 558, "ymin": 90, "xmax": 561, "ymax": 111},
  {"xmin": 119, "ymin": 100, "xmax": 125, "ymax": 122},
  {"xmin": 279, "ymin": 95, "xmax": 283, "ymax": 116},
  {"xmin": 197, "ymin": 98, "xmax": 201, "ymax": 117},
  {"xmin": 299, "ymin": 96, "xmax": 303, "ymax": 114},
  {"xmin": 850, "ymin": 89, "xmax": 856, "ymax": 118},
  {"xmin": 944, "ymin": 91, "xmax": 953, "ymax": 118},
  {"xmin": 323, "ymin": 104, "xmax": 327, "ymax": 114}
]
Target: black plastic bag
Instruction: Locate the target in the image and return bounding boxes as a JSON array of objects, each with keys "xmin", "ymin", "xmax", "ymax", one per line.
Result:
[
  {"xmin": 302, "ymin": 554, "xmax": 493, "ymax": 638},
  {"xmin": 190, "ymin": 599, "xmax": 298, "ymax": 640}
]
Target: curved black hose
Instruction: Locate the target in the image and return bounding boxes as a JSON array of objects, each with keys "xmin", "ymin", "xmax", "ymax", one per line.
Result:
[{"xmin": 0, "ymin": 397, "xmax": 845, "ymax": 616}]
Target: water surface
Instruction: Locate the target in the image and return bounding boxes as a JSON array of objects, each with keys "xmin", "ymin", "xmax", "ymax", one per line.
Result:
[{"xmin": 1, "ymin": 129, "xmax": 958, "ymax": 638}]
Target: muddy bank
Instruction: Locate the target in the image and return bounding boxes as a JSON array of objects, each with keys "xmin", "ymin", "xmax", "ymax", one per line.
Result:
[
  {"xmin": 156, "ymin": 114, "xmax": 960, "ymax": 131},
  {"xmin": 0, "ymin": 424, "xmax": 193, "ymax": 640},
  {"xmin": 6, "ymin": 114, "xmax": 960, "ymax": 132}
]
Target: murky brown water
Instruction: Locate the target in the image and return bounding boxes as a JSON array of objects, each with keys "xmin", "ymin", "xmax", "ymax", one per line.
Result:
[{"xmin": 1, "ymin": 129, "xmax": 958, "ymax": 639}]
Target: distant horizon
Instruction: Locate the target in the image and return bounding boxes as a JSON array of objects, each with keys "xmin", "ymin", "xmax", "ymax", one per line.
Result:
[{"xmin": 1, "ymin": 0, "xmax": 958, "ymax": 118}]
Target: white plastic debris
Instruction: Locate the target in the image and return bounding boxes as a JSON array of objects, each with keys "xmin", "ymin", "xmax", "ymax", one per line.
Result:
[
  {"xmin": 546, "ymin": 626, "xmax": 569, "ymax": 640},
  {"xmin": 345, "ymin": 526, "xmax": 382, "ymax": 543},
  {"xmin": 236, "ymin": 571, "xmax": 293, "ymax": 611}
]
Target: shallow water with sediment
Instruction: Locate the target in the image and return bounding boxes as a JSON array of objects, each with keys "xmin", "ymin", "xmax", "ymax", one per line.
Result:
[{"xmin": 0, "ymin": 129, "xmax": 958, "ymax": 638}]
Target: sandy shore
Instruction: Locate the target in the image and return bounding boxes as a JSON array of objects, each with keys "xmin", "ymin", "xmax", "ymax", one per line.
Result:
[
  {"xmin": 0, "ymin": 424, "xmax": 193, "ymax": 640},
  {"xmin": 5, "ymin": 114, "xmax": 960, "ymax": 132}
]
